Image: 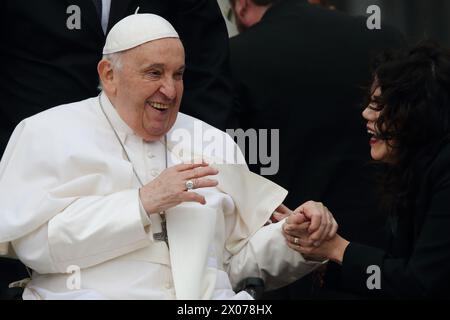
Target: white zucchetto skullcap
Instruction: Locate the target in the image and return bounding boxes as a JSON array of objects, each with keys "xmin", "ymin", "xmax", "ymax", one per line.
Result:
[{"xmin": 103, "ymin": 13, "xmax": 179, "ymax": 54}]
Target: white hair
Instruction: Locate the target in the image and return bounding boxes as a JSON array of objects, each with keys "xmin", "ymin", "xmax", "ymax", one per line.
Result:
[
  {"xmin": 103, "ymin": 52, "xmax": 124, "ymax": 70},
  {"xmin": 98, "ymin": 52, "xmax": 124, "ymax": 91}
]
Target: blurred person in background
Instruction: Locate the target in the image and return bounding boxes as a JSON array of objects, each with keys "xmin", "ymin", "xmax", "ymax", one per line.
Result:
[{"xmin": 228, "ymin": 0, "xmax": 404, "ymax": 298}]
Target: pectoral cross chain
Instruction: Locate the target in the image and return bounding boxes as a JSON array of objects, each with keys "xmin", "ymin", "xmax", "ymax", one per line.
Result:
[{"xmin": 154, "ymin": 213, "xmax": 169, "ymax": 248}]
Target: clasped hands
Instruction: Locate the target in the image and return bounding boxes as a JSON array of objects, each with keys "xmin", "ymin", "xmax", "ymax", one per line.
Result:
[{"xmin": 276, "ymin": 201, "xmax": 348, "ymax": 263}]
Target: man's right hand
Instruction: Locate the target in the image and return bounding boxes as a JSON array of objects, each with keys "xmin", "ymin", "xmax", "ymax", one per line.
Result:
[{"xmin": 139, "ymin": 163, "xmax": 219, "ymax": 214}]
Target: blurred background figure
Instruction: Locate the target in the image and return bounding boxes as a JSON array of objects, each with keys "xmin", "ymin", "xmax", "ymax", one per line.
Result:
[
  {"xmin": 308, "ymin": 0, "xmax": 335, "ymax": 10},
  {"xmin": 332, "ymin": 0, "xmax": 450, "ymax": 47},
  {"xmin": 227, "ymin": 0, "xmax": 404, "ymax": 298},
  {"xmin": 219, "ymin": 0, "xmax": 450, "ymax": 45}
]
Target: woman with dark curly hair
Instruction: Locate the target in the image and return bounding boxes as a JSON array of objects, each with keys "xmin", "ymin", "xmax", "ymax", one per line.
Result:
[{"xmin": 283, "ymin": 41, "xmax": 450, "ymax": 298}]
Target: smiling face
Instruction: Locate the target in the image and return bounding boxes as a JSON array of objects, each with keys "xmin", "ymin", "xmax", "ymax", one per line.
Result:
[
  {"xmin": 362, "ymin": 86, "xmax": 392, "ymax": 162},
  {"xmin": 100, "ymin": 38, "xmax": 185, "ymax": 142}
]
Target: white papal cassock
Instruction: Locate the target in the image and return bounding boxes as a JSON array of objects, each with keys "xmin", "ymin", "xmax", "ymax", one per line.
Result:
[{"xmin": 0, "ymin": 93, "xmax": 324, "ymax": 300}]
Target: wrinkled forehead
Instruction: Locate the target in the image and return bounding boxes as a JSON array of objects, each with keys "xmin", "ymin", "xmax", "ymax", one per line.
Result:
[{"xmin": 122, "ymin": 38, "xmax": 185, "ymax": 67}]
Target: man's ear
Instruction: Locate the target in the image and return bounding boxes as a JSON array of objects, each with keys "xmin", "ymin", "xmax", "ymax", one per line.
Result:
[
  {"xmin": 97, "ymin": 59, "xmax": 116, "ymax": 95},
  {"xmin": 234, "ymin": 0, "xmax": 249, "ymax": 22}
]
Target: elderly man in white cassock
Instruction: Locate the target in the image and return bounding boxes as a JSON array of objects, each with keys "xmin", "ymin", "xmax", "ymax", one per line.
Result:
[{"xmin": 0, "ymin": 13, "xmax": 335, "ymax": 300}]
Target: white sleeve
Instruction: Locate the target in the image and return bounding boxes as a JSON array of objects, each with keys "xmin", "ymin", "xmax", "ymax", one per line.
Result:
[
  {"xmin": 138, "ymin": 194, "xmax": 151, "ymax": 227},
  {"xmin": 12, "ymin": 189, "xmax": 152, "ymax": 274},
  {"xmin": 0, "ymin": 242, "xmax": 9, "ymax": 256},
  {"xmin": 226, "ymin": 221, "xmax": 327, "ymax": 291}
]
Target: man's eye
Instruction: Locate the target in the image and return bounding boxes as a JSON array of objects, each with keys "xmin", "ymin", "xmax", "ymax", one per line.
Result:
[
  {"xmin": 174, "ymin": 72, "xmax": 184, "ymax": 80},
  {"xmin": 147, "ymin": 71, "xmax": 162, "ymax": 77}
]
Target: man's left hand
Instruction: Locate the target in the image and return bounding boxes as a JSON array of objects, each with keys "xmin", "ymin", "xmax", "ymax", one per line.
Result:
[
  {"xmin": 282, "ymin": 201, "xmax": 338, "ymax": 247},
  {"xmin": 271, "ymin": 204, "xmax": 293, "ymax": 222}
]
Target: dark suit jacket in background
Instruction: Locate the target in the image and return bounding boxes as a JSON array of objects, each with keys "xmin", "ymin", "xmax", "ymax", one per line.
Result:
[
  {"xmin": 0, "ymin": 0, "xmax": 234, "ymax": 154},
  {"xmin": 229, "ymin": 0, "xmax": 404, "ymax": 298},
  {"xmin": 0, "ymin": 0, "xmax": 233, "ymax": 299}
]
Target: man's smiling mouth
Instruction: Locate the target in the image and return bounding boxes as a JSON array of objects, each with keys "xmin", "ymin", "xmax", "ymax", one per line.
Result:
[{"xmin": 147, "ymin": 101, "xmax": 171, "ymax": 111}]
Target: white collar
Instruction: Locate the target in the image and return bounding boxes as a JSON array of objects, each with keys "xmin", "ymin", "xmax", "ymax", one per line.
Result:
[{"xmin": 100, "ymin": 92, "xmax": 135, "ymax": 143}]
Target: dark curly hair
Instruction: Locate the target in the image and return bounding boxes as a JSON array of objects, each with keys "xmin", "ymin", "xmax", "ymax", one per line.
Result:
[{"xmin": 366, "ymin": 41, "xmax": 450, "ymax": 215}]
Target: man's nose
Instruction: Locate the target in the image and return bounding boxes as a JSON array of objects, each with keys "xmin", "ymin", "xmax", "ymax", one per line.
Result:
[{"xmin": 159, "ymin": 77, "xmax": 177, "ymax": 100}]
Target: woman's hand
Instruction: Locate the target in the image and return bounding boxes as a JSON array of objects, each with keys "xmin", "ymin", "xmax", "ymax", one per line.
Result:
[
  {"xmin": 285, "ymin": 232, "xmax": 350, "ymax": 265},
  {"xmin": 139, "ymin": 162, "xmax": 219, "ymax": 214},
  {"xmin": 284, "ymin": 201, "xmax": 338, "ymax": 246},
  {"xmin": 282, "ymin": 201, "xmax": 348, "ymax": 263}
]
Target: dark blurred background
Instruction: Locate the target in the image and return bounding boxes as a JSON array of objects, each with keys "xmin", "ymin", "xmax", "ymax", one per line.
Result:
[
  {"xmin": 219, "ymin": 0, "xmax": 450, "ymax": 46},
  {"xmin": 332, "ymin": 0, "xmax": 450, "ymax": 46}
]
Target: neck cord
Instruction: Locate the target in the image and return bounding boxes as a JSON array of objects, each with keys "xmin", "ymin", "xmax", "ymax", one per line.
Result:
[{"xmin": 98, "ymin": 95, "xmax": 169, "ymax": 246}]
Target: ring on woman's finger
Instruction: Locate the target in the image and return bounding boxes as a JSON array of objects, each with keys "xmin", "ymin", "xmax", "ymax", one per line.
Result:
[
  {"xmin": 294, "ymin": 237, "xmax": 300, "ymax": 245},
  {"xmin": 185, "ymin": 180, "xmax": 195, "ymax": 191}
]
